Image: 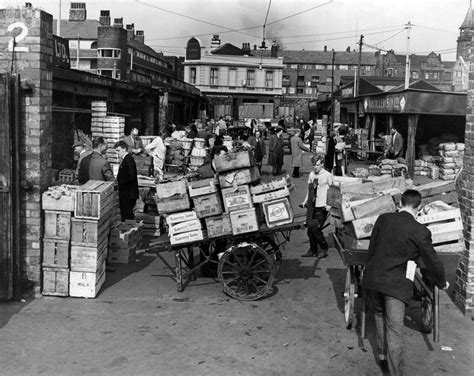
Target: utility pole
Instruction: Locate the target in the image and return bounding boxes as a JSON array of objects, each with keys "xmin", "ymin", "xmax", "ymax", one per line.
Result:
[
  {"xmin": 331, "ymin": 49, "xmax": 335, "ymax": 127},
  {"xmin": 57, "ymin": 0, "xmax": 61, "ymax": 36},
  {"xmin": 404, "ymin": 21, "xmax": 412, "ymax": 89},
  {"xmin": 355, "ymin": 34, "xmax": 364, "ymax": 129}
]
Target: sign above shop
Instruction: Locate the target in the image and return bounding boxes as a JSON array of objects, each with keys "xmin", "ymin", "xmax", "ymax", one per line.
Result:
[
  {"xmin": 52, "ymin": 35, "xmax": 70, "ymax": 69},
  {"xmin": 363, "ymin": 94, "xmax": 406, "ymax": 113}
]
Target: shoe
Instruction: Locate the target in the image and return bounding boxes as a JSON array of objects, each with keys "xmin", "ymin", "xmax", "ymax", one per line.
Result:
[
  {"xmin": 317, "ymin": 250, "xmax": 328, "ymax": 259},
  {"xmin": 301, "ymin": 251, "xmax": 318, "ymax": 257}
]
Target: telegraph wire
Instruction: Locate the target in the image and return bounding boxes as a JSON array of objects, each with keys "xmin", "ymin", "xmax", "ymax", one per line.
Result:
[
  {"xmin": 372, "ymin": 28, "xmax": 406, "ymax": 47},
  {"xmin": 266, "ymin": 0, "xmax": 334, "ymax": 26}
]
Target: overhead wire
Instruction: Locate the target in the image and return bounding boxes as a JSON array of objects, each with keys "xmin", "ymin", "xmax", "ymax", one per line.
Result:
[{"xmin": 372, "ymin": 28, "xmax": 406, "ymax": 47}]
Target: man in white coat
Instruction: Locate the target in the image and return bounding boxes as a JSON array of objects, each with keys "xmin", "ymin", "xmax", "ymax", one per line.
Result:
[{"xmin": 145, "ymin": 133, "xmax": 166, "ymax": 179}]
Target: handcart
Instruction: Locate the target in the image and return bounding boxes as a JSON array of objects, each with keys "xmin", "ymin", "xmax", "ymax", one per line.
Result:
[
  {"xmin": 145, "ymin": 213, "xmax": 306, "ymax": 301},
  {"xmin": 333, "ymin": 233, "xmax": 440, "ymax": 342}
]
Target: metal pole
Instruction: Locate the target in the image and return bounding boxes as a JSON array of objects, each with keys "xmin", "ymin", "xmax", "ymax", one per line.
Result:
[
  {"xmin": 331, "ymin": 49, "xmax": 335, "ymax": 127},
  {"xmin": 404, "ymin": 21, "xmax": 412, "ymax": 89},
  {"xmin": 76, "ymin": 35, "xmax": 80, "ymax": 69},
  {"xmin": 356, "ymin": 35, "xmax": 364, "ymax": 129},
  {"xmin": 57, "ymin": 0, "xmax": 61, "ymax": 36}
]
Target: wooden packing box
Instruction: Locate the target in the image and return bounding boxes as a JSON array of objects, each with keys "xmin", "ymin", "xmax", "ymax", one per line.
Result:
[
  {"xmin": 109, "ymin": 220, "xmax": 142, "ymax": 246},
  {"xmin": 218, "ymin": 167, "xmax": 260, "ymax": 189},
  {"xmin": 214, "ymin": 150, "xmax": 255, "ymax": 173},
  {"xmin": 168, "ymin": 219, "xmax": 202, "ymax": 236},
  {"xmin": 156, "ymin": 179, "xmax": 187, "ymax": 200},
  {"xmin": 192, "ymin": 192, "xmax": 224, "ymax": 219},
  {"xmin": 155, "ymin": 194, "xmax": 190, "ymax": 214},
  {"xmin": 345, "ymin": 214, "xmax": 380, "ymax": 239},
  {"xmin": 44, "ymin": 210, "xmax": 72, "ymax": 240},
  {"xmin": 205, "ymin": 214, "xmax": 232, "ymax": 238},
  {"xmin": 230, "ymin": 208, "xmax": 259, "ymax": 235},
  {"xmin": 261, "ymin": 198, "xmax": 293, "ymax": 228},
  {"xmin": 250, "ymin": 177, "xmax": 287, "ymax": 195},
  {"xmin": 71, "ymin": 217, "xmax": 110, "ymax": 247},
  {"xmin": 42, "ymin": 238, "xmax": 70, "ymax": 268},
  {"xmin": 188, "ymin": 177, "xmax": 219, "ymax": 198},
  {"xmin": 418, "ymin": 209, "xmax": 464, "ymax": 252},
  {"xmin": 342, "ymin": 232, "xmax": 370, "ymax": 251},
  {"xmin": 165, "ymin": 210, "xmax": 197, "ymax": 225},
  {"xmin": 75, "ymin": 180, "xmax": 115, "ymax": 220},
  {"xmin": 221, "ymin": 185, "xmax": 253, "ymax": 212},
  {"xmin": 42, "ymin": 192, "xmax": 75, "ymax": 212},
  {"xmin": 42, "ymin": 267, "xmax": 69, "ymax": 297},
  {"xmin": 70, "ymin": 236, "xmax": 108, "ymax": 272},
  {"xmin": 350, "ymin": 194, "xmax": 397, "ymax": 221},
  {"xmin": 170, "ymin": 229, "xmax": 205, "ymax": 245},
  {"xmin": 69, "ymin": 261, "xmax": 106, "ymax": 298},
  {"xmin": 252, "ymin": 186, "xmax": 290, "ymax": 204},
  {"xmin": 107, "ymin": 249, "xmax": 136, "ymax": 264}
]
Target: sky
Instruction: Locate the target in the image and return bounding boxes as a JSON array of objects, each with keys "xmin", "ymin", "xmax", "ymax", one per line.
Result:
[{"xmin": 3, "ymin": 0, "xmax": 472, "ymax": 61}]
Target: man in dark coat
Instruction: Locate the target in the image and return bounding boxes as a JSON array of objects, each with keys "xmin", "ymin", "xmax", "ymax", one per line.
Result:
[
  {"xmin": 78, "ymin": 137, "xmax": 114, "ymax": 184},
  {"xmin": 388, "ymin": 126, "xmax": 404, "ymax": 159},
  {"xmin": 114, "ymin": 140, "xmax": 139, "ymax": 221},
  {"xmin": 362, "ymin": 189, "xmax": 447, "ymax": 375},
  {"xmin": 268, "ymin": 127, "xmax": 284, "ymax": 175}
]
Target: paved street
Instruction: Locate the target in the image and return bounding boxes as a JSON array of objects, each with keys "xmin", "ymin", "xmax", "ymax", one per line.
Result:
[{"xmin": 1, "ymin": 154, "xmax": 473, "ymax": 376}]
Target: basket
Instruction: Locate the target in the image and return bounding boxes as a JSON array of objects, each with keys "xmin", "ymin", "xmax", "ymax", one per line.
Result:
[
  {"xmin": 189, "ymin": 156, "xmax": 205, "ymax": 166},
  {"xmin": 194, "ymin": 138, "xmax": 206, "ymax": 148},
  {"xmin": 191, "ymin": 147, "xmax": 207, "ymax": 157},
  {"xmin": 181, "ymin": 138, "xmax": 193, "ymax": 149}
]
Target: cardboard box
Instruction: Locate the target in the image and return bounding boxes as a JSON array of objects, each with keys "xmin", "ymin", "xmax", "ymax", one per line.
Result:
[
  {"xmin": 156, "ymin": 179, "xmax": 187, "ymax": 199},
  {"xmin": 214, "ymin": 150, "xmax": 255, "ymax": 173},
  {"xmin": 221, "ymin": 185, "xmax": 253, "ymax": 212},
  {"xmin": 188, "ymin": 177, "xmax": 219, "ymax": 198},
  {"xmin": 252, "ymin": 186, "xmax": 290, "ymax": 204},
  {"xmin": 218, "ymin": 167, "xmax": 260, "ymax": 188},
  {"xmin": 155, "ymin": 194, "xmax": 190, "ymax": 214},
  {"xmin": 170, "ymin": 229, "xmax": 205, "ymax": 245},
  {"xmin": 261, "ymin": 198, "xmax": 293, "ymax": 228},
  {"xmin": 168, "ymin": 219, "xmax": 202, "ymax": 236},
  {"xmin": 165, "ymin": 211, "xmax": 198, "ymax": 225},
  {"xmin": 230, "ymin": 208, "xmax": 259, "ymax": 235},
  {"xmin": 192, "ymin": 192, "xmax": 224, "ymax": 218},
  {"xmin": 205, "ymin": 214, "xmax": 232, "ymax": 238},
  {"xmin": 250, "ymin": 177, "xmax": 287, "ymax": 195}
]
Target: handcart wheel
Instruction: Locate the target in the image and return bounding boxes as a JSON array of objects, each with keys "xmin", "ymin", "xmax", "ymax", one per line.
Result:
[
  {"xmin": 344, "ymin": 266, "xmax": 356, "ymax": 329},
  {"xmin": 420, "ymin": 295, "xmax": 433, "ymax": 334},
  {"xmin": 217, "ymin": 241, "xmax": 275, "ymax": 301}
]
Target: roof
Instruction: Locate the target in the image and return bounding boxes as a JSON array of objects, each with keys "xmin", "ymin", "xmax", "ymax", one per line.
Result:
[
  {"xmin": 337, "ymin": 78, "xmax": 383, "ymax": 97},
  {"xmin": 53, "ymin": 19, "xmax": 102, "ymax": 39},
  {"xmin": 388, "ymin": 79, "xmax": 441, "ymax": 92},
  {"xmin": 460, "ymin": 1, "xmax": 474, "ymax": 29},
  {"xmin": 261, "ymin": 49, "xmax": 376, "ymax": 65},
  {"xmin": 339, "ymin": 75, "xmax": 405, "ymax": 87},
  {"xmin": 128, "ymin": 38, "xmax": 167, "ymax": 63},
  {"xmin": 211, "ymin": 43, "xmax": 247, "ymax": 56}
]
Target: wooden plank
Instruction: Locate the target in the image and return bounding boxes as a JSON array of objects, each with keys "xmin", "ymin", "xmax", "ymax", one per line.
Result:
[
  {"xmin": 417, "ymin": 209, "xmax": 461, "ymax": 225},
  {"xmin": 340, "ymin": 197, "xmax": 374, "ymax": 222},
  {"xmin": 434, "ymin": 241, "xmax": 464, "ymax": 253},
  {"xmin": 337, "ymin": 176, "xmax": 407, "ymax": 195},
  {"xmin": 250, "ymin": 177, "xmax": 287, "ymax": 195},
  {"xmin": 252, "ymin": 186, "xmax": 290, "ymax": 203},
  {"xmin": 431, "ymin": 230, "xmax": 463, "ymax": 244},
  {"xmin": 427, "ymin": 220, "xmax": 463, "ymax": 235},
  {"xmin": 416, "ymin": 180, "xmax": 455, "ymax": 198},
  {"xmin": 44, "ymin": 211, "xmax": 72, "ymax": 240},
  {"xmin": 348, "ymin": 215, "xmax": 380, "ymax": 239},
  {"xmin": 421, "ymin": 191, "xmax": 458, "ymax": 206},
  {"xmin": 42, "ymin": 239, "xmax": 70, "ymax": 268},
  {"xmin": 351, "ymin": 194, "xmax": 396, "ymax": 220}
]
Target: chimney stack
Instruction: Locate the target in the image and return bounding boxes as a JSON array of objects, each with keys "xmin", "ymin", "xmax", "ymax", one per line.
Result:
[
  {"xmin": 324, "ymin": 45, "xmax": 327, "ymax": 52},
  {"xmin": 242, "ymin": 42, "xmax": 251, "ymax": 55},
  {"xmin": 99, "ymin": 10, "xmax": 110, "ymax": 26},
  {"xmin": 126, "ymin": 23, "xmax": 135, "ymax": 40},
  {"xmin": 271, "ymin": 41, "xmax": 279, "ymax": 58},
  {"xmin": 211, "ymin": 34, "xmax": 221, "ymax": 49},
  {"xmin": 135, "ymin": 30, "xmax": 145, "ymax": 44},
  {"xmin": 69, "ymin": 2, "xmax": 87, "ymax": 22},
  {"xmin": 113, "ymin": 18, "xmax": 123, "ymax": 28}
]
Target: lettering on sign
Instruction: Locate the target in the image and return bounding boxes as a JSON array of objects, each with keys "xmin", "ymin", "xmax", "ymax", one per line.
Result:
[
  {"xmin": 7, "ymin": 22, "xmax": 29, "ymax": 52},
  {"xmin": 52, "ymin": 35, "xmax": 70, "ymax": 68}
]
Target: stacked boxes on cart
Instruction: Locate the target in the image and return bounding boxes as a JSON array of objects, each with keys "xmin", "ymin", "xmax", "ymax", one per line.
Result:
[
  {"xmin": 312, "ymin": 122, "xmax": 327, "ymax": 155},
  {"xmin": 108, "ymin": 220, "xmax": 143, "ymax": 264},
  {"xmin": 329, "ymin": 176, "xmax": 463, "ymax": 254},
  {"xmin": 153, "ymin": 150, "xmax": 294, "ymax": 244}
]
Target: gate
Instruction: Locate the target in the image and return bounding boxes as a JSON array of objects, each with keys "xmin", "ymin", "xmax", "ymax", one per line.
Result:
[{"xmin": 0, "ymin": 74, "xmax": 21, "ymax": 300}]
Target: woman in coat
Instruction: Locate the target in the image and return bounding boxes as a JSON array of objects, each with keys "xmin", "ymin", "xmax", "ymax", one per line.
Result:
[
  {"xmin": 291, "ymin": 128, "xmax": 310, "ymax": 178},
  {"xmin": 268, "ymin": 127, "xmax": 284, "ymax": 176}
]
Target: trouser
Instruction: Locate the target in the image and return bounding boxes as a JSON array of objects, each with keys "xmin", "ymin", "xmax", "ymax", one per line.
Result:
[
  {"xmin": 307, "ymin": 207, "xmax": 328, "ymax": 254},
  {"xmin": 119, "ymin": 197, "xmax": 136, "ymax": 221},
  {"xmin": 368, "ymin": 290, "xmax": 406, "ymax": 376},
  {"xmin": 292, "ymin": 167, "xmax": 300, "ymax": 178},
  {"xmin": 272, "ymin": 163, "xmax": 283, "ymax": 175}
]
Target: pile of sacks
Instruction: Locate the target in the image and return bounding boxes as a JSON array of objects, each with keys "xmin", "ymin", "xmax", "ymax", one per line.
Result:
[
  {"xmin": 165, "ymin": 138, "xmax": 186, "ymax": 167},
  {"xmin": 439, "ymin": 142, "xmax": 464, "ymax": 181},
  {"xmin": 414, "ymin": 158, "xmax": 439, "ymax": 179},
  {"xmin": 379, "ymin": 159, "xmax": 407, "ymax": 177}
]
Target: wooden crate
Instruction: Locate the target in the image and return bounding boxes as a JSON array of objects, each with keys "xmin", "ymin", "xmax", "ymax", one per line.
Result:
[
  {"xmin": 250, "ymin": 177, "xmax": 287, "ymax": 195},
  {"xmin": 156, "ymin": 179, "xmax": 187, "ymax": 199},
  {"xmin": 168, "ymin": 219, "xmax": 202, "ymax": 236},
  {"xmin": 221, "ymin": 185, "xmax": 253, "ymax": 212},
  {"xmin": 74, "ymin": 180, "xmax": 115, "ymax": 220},
  {"xmin": 252, "ymin": 186, "xmax": 290, "ymax": 204},
  {"xmin": 42, "ymin": 267, "xmax": 70, "ymax": 296},
  {"xmin": 42, "ymin": 192, "xmax": 75, "ymax": 212},
  {"xmin": 155, "ymin": 194, "xmax": 190, "ymax": 214},
  {"xmin": 59, "ymin": 169, "xmax": 75, "ymax": 183},
  {"xmin": 218, "ymin": 167, "xmax": 260, "ymax": 188},
  {"xmin": 418, "ymin": 209, "xmax": 464, "ymax": 252},
  {"xmin": 261, "ymin": 198, "xmax": 293, "ymax": 228},
  {"xmin": 345, "ymin": 215, "xmax": 380, "ymax": 239},
  {"xmin": 188, "ymin": 177, "xmax": 219, "ymax": 198},
  {"xmin": 42, "ymin": 238, "xmax": 70, "ymax": 268},
  {"xmin": 351, "ymin": 194, "xmax": 397, "ymax": 221},
  {"xmin": 165, "ymin": 210, "xmax": 197, "ymax": 225},
  {"xmin": 230, "ymin": 208, "xmax": 259, "ymax": 235},
  {"xmin": 44, "ymin": 210, "xmax": 71, "ymax": 240},
  {"xmin": 205, "ymin": 214, "xmax": 232, "ymax": 238},
  {"xmin": 70, "ymin": 237, "xmax": 108, "ymax": 272},
  {"xmin": 69, "ymin": 261, "xmax": 106, "ymax": 298},
  {"xmin": 214, "ymin": 150, "xmax": 255, "ymax": 173},
  {"xmin": 170, "ymin": 229, "xmax": 205, "ymax": 245},
  {"xmin": 71, "ymin": 217, "xmax": 110, "ymax": 246},
  {"xmin": 192, "ymin": 192, "xmax": 224, "ymax": 219}
]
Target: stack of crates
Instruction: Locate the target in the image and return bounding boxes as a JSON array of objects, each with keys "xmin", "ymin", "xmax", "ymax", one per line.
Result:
[
  {"xmin": 69, "ymin": 180, "xmax": 115, "ymax": 298},
  {"xmin": 108, "ymin": 220, "xmax": 143, "ymax": 264},
  {"xmin": 41, "ymin": 186, "xmax": 77, "ymax": 297},
  {"xmin": 312, "ymin": 123, "xmax": 327, "ymax": 154}
]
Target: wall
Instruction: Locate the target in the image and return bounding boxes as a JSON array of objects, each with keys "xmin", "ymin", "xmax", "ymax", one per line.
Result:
[{"xmin": 0, "ymin": 6, "xmax": 54, "ymax": 290}]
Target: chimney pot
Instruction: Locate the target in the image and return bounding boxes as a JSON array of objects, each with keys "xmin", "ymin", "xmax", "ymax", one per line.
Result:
[
  {"xmin": 324, "ymin": 45, "xmax": 327, "ymax": 52},
  {"xmin": 113, "ymin": 18, "xmax": 123, "ymax": 28},
  {"xmin": 69, "ymin": 2, "xmax": 87, "ymax": 22},
  {"xmin": 99, "ymin": 10, "xmax": 111, "ymax": 26}
]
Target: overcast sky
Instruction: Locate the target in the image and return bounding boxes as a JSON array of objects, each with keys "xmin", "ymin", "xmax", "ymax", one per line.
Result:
[{"xmin": 3, "ymin": 0, "xmax": 472, "ymax": 61}]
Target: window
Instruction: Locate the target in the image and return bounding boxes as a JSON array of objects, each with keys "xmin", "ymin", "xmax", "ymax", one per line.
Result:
[
  {"xmin": 97, "ymin": 69, "xmax": 120, "ymax": 79},
  {"xmin": 265, "ymin": 71, "xmax": 274, "ymax": 88},
  {"xmin": 247, "ymin": 70, "xmax": 255, "ymax": 87},
  {"xmin": 97, "ymin": 48, "xmax": 121, "ymax": 58},
  {"xmin": 315, "ymin": 64, "xmax": 325, "ymax": 69},
  {"xmin": 365, "ymin": 66, "xmax": 372, "ymax": 72},
  {"xmin": 326, "ymin": 77, "xmax": 332, "ymax": 84},
  {"xmin": 283, "ymin": 75, "xmax": 290, "ymax": 81},
  {"xmin": 190, "ymin": 67, "xmax": 196, "ymax": 84},
  {"xmin": 311, "ymin": 75, "xmax": 319, "ymax": 83},
  {"xmin": 229, "ymin": 68, "xmax": 237, "ymax": 87},
  {"xmin": 302, "ymin": 64, "xmax": 313, "ymax": 69},
  {"xmin": 338, "ymin": 65, "xmax": 348, "ymax": 70},
  {"xmin": 305, "ymin": 87, "xmax": 313, "ymax": 95},
  {"xmin": 71, "ymin": 60, "xmax": 78, "ymax": 68},
  {"xmin": 210, "ymin": 68, "xmax": 218, "ymax": 85},
  {"xmin": 282, "ymin": 87, "xmax": 287, "ymax": 94},
  {"xmin": 69, "ymin": 40, "xmax": 78, "ymax": 49},
  {"xmin": 289, "ymin": 87, "xmax": 296, "ymax": 94},
  {"xmin": 411, "ymin": 71, "xmax": 419, "ymax": 79},
  {"xmin": 290, "ymin": 64, "xmax": 299, "ymax": 69},
  {"xmin": 297, "ymin": 88, "xmax": 303, "ymax": 94},
  {"xmin": 297, "ymin": 75, "xmax": 305, "ymax": 86}
]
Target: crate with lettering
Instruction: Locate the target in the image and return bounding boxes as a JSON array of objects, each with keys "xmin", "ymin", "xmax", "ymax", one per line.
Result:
[
  {"xmin": 205, "ymin": 214, "xmax": 232, "ymax": 238},
  {"xmin": 69, "ymin": 261, "xmax": 106, "ymax": 298},
  {"xmin": 70, "ymin": 236, "xmax": 108, "ymax": 272},
  {"xmin": 230, "ymin": 208, "xmax": 259, "ymax": 235},
  {"xmin": 261, "ymin": 198, "xmax": 293, "ymax": 228},
  {"xmin": 192, "ymin": 192, "xmax": 224, "ymax": 218},
  {"xmin": 155, "ymin": 179, "xmax": 190, "ymax": 214},
  {"xmin": 221, "ymin": 185, "xmax": 253, "ymax": 212},
  {"xmin": 74, "ymin": 180, "xmax": 115, "ymax": 220}
]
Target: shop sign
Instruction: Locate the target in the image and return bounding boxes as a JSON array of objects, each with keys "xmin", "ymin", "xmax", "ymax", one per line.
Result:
[
  {"xmin": 363, "ymin": 94, "xmax": 406, "ymax": 113},
  {"xmin": 186, "ymin": 38, "xmax": 201, "ymax": 60},
  {"xmin": 341, "ymin": 87, "xmax": 354, "ymax": 98},
  {"xmin": 52, "ymin": 35, "xmax": 70, "ymax": 68}
]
